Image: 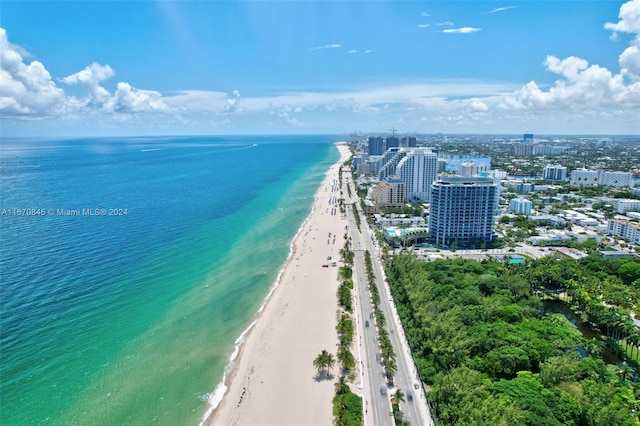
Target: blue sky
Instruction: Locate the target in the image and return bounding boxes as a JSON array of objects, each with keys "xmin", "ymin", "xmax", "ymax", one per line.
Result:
[{"xmin": 1, "ymin": 0, "xmax": 639, "ymax": 136}]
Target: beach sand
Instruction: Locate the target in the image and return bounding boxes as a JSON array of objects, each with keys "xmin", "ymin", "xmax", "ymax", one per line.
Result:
[{"xmin": 204, "ymin": 143, "xmax": 351, "ymax": 426}]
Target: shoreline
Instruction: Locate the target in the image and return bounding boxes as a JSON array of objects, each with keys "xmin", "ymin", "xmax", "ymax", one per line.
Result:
[{"xmin": 201, "ymin": 142, "xmax": 350, "ymax": 425}]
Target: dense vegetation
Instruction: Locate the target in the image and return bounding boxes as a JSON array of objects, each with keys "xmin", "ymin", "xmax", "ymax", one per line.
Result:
[{"xmin": 386, "ymin": 254, "xmax": 640, "ymax": 425}]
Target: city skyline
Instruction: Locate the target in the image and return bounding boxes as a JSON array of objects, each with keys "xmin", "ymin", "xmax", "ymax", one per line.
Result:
[{"xmin": 1, "ymin": 0, "xmax": 639, "ymax": 137}]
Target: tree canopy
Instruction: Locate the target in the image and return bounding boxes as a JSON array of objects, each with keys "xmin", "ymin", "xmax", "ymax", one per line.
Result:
[{"xmin": 386, "ymin": 254, "xmax": 640, "ymax": 425}]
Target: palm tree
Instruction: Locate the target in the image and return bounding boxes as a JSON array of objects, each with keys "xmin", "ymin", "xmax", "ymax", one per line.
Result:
[
  {"xmin": 326, "ymin": 351, "xmax": 336, "ymax": 373},
  {"xmin": 583, "ymin": 337, "xmax": 605, "ymax": 358},
  {"xmin": 392, "ymin": 388, "xmax": 405, "ymax": 405},
  {"xmin": 336, "ymin": 346, "xmax": 355, "ymax": 371},
  {"xmin": 313, "ymin": 351, "xmax": 328, "ymax": 374},
  {"xmin": 313, "ymin": 350, "xmax": 335, "ymax": 378},
  {"xmin": 385, "ymin": 357, "xmax": 398, "ymax": 383},
  {"xmin": 335, "ymin": 375, "xmax": 350, "ymax": 395}
]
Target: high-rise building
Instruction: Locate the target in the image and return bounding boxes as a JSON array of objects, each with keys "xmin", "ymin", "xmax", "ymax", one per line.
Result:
[
  {"xmin": 378, "ymin": 148, "xmax": 406, "ymax": 180},
  {"xmin": 367, "ymin": 136, "xmax": 384, "ymax": 156},
  {"xmin": 514, "ymin": 143, "xmax": 534, "ymax": 157},
  {"xmin": 385, "ymin": 136, "xmax": 399, "ymax": 150},
  {"xmin": 400, "ymin": 136, "xmax": 417, "ymax": 148},
  {"xmin": 523, "ymin": 133, "xmax": 534, "ymax": 143},
  {"xmin": 543, "ymin": 164, "xmax": 567, "ymax": 182},
  {"xmin": 429, "ymin": 176, "xmax": 498, "ymax": 247},
  {"xmin": 396, "ymin": 148, "xmax": 438, "ymax": 202}
]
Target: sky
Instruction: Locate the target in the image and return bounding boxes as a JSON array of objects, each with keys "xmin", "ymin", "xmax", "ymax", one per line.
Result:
[{"xmin": 1, "ymin": 0, "xmax": 639, "ymax": 137}]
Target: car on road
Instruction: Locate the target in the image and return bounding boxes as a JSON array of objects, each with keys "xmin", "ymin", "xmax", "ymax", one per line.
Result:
[
  {"xmin": 414, "ymin": 383, "xmax": 419, "ymax": 390},
  {"xmin": 365, "ymin": 320, "xmax": 369, "ymax": 327},
  {"xmin": 321, "ymin": 264, "xmax": 329, "ymax": 268},
  {"xmin": 408, "ymin": 393, "xmax": 413, "ymax": 402}
]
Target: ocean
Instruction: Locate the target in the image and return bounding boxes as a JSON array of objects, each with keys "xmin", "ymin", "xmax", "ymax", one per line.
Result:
[{"xmin": 0, "ymin": 135, "xmax": 340, "ymax": 425}]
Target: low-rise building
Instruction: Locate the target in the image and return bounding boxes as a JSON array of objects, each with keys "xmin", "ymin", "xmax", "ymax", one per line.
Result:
[
  {"xmin": 607, "ymin": 219, "xmax": 640, "ymax": 245},
  {"xmin": 509, "ymin": 198, "xmax": 532, "ymax": 215},
  {"xmin": 570, "ymin": 169, "xmax": 632, "ymax": 188},
  {"xmin": 615, "ymin": 199, "xmax": 640, "ymax": 214}
]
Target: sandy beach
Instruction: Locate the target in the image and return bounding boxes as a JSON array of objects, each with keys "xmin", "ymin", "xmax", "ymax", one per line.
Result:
[{"xmin": 204, "ymin": 143, "xmax": 351, "ymax": 426}]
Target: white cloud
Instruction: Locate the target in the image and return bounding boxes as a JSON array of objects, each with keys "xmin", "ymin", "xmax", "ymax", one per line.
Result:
[
  {"xmin": 605, "ymin": 0, "xmax": 640, "ymax": 35},
  {"xmin": 443, "ymin": 27, "xmax": 482, "ymax": 34},
  {"xmin": 417, "ymin": 24, "xmax": 429, "ymax": 28},
  {"xmin": 163, "ymin": 90, "xmax": 228, "ymax": 113},
  {"xmin": 421, "ymin": 12, "xmax": 431, "ymax": 17},
  {"xmin": 499, "ymin": 55, "xmax": 640, "ymax": 110},
  {"xmin": 488, "ymin": 6, "xmax": 517, "ymax": 14},
  {"xmin": 108, "ymin": 82, "xmax": 169, "ymax": 113},
  {"xmin": 310, "ymin": 43, "xmax": 341, "ymax": 51},
  {"xmin": 467, "ymin": 98, "xmax": 489, "ymax": 112},
  {"xmin": 605, "ymin": 0, "xmax": 640, "ymax": 81},
  {"xmin": 224, "ymin": 90, "xmax": 242, "ymax": 113},
  {"xmin": 62, "ymin": 62, "xmax": 114, "ymax": 104},
  {"xmin": 0, "ymin": 27, "xmax": 66, "ymax": 117},
  {"xmin": 620, "ymin": 44, "xmax": 640, "ymax": 79},
  {"xmin": 436, "ymin": 21, "xmax": 454, "ymax": 26}
]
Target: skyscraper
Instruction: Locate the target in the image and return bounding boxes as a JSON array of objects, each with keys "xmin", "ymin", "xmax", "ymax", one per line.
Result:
[
  {"xmin": 367, "ymin": 136, "xmax": 384, "ymax": 156},
  {"xmin": 400, "ymin": 136, "xmax": 417, "ymax": 148},
  {"xmin": 429, "ymin": 176, "xmax": 498, "ymax": 247},
  {"xmin": 395, "ymin": 148, "xmax": 438, "ymax": 202},
  {"xmin": 385, "ymin": 136, "xmax": 399, "ymax": 150}
]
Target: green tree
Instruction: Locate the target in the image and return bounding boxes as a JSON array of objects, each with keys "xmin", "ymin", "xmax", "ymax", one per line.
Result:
[
  {"xmin": 335, "ymin": 375, "xmax": 350, "ymax": 395},
  {"xmin": 314, "ymin": 350, "xmax": 336, "ymax": 378}
]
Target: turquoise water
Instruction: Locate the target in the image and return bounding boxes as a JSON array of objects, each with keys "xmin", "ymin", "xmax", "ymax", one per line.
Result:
[{"xmin": 0, "ymin": 135, "xmax": 340, "ymax": 425}]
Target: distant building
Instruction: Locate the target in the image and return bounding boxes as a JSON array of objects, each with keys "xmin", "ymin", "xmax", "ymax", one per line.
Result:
[
  {"xmin": 370, "ymin": 177, "xmax": 405, "ymax": 208},
  {"xmin": 385, "ymin": 136, "xmax": 399, "ymax": 150},
  {"xmin": 396, "ymin": 148, "xmax": 438, "ymax": 202},
  {"xmin": 367, "ymin": 136, "xmax": 384, "ymax": 156},
  {"xmin": 510, "ymin": 198, "xmax": 532, "ymax": 215},
  {"xmin": 523, "ymin": 133, "xmax": 534, "ymax": 143},
  {"xmin": 535, "ymin": 145, "xmax": 566, "ymax": 156},
  {"xmin": 505, "ymin": 180, "xmax": 535, "ymax": 193},
  {"xmin": 459, "ymin": 161, "xmax": 489, "ymax": 177},
  {"xmin": 400, "ymin": 136, "xmax": 417, "ymax": 148},
  {"xmin": 514, "ymin": 143, "xmax": 535, "ymax": 157},
  {"xmin": 543, "ymin": 164, "xmax": 567, "ymax": 182},
  {"xmin": 570, "ymin": 169, "xmax": 632, "ymax": 188},
  {"xmin": 429, "ymin": 176, "xmax": 498, "ymax": 247}
]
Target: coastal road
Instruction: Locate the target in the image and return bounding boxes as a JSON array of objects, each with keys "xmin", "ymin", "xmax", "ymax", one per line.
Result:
[
  {"xmin": 343, "ymin": 172, "xmax": 433, "ymax": 426},
  {"xmin": 346, "ymin": 204, "xmax": 393, "ymax": 426}
]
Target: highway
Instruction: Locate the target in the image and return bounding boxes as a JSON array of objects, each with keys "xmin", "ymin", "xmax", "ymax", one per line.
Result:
[{"xmin": 342, "ymin": 170, "xmax": 434, "ymax": 426}]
